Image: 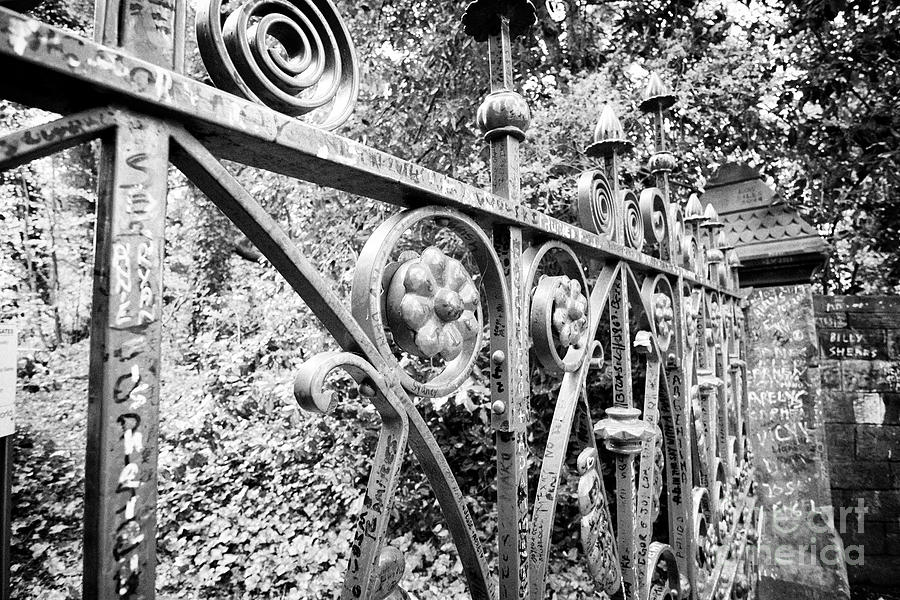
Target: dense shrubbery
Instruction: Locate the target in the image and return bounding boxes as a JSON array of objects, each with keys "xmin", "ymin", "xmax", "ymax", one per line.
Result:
[{"xmin": 13, "ymin": 328, "xmax": 606, "ymax": 598}]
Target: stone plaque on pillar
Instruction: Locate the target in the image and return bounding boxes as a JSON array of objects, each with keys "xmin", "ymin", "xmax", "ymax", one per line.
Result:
[
  {"xmin": 704, "ymin": 163, "xmax": 848, "ymax": 599},
  {"xmin": 746, "ymin": 285, "xmax": 850, "ymax": 599}
]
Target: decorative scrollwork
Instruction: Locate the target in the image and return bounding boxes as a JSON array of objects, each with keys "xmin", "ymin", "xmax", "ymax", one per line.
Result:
[
  {"xmin": 646, "ymin": 542, "xmax": 680, "ymax": 600},
  {"xmin": 577, "ymin": 447, "xmax": 622, "ymax": 596},
  {"xmin": 577, "ymin": 169, "xmax": 616, "ymax": 239},
  {"xmin": 693, "ymin": 487, "xmax": 717, "ymax": 596},
  {"xmin": 639, "ymin": 187, "xmax": 670, "ymax": 254},
  {"xmin": 622, "ymin": 190, "xmax": 645, "ymax": 250},
  {"xmin": 705, "ymin": 292, "xmax": 721, "ymax": 349},
  {"xmin": 371, "ymin": 546, "xmax": 409, "ymax": 600},
  {"xmin": 292, "ymin": 352, "xmax": 409, "ymax": 600},
  {"xmin": 683, "ymin": 286, "xmax": 701, "ymax": 349},
  {"xmin": 652, "ymin": 293, "xmax": 675, "ymax": 353},
  {"xmin": 352, "ymin": 207, "xmax": 508, "ymax": 398},
  {"xmin": 196, "ymin": 0, "xmax": 360, "ymax": 129},
  {"xmin": 385, "ymin": 247, "xmax": 482, "ymax": 361},
  {"xmin": 669, "ymin": 205, "xmax": 685, "ymax": 264},
  {"xmin": 713, "ymin": 458, "xmax": 731, "ymax": 538},
  {"xmin": 641, "ymin": 274, "xmax": 676, "ymax": 359},
  {"xmin": 530, "ymin": 275, "xmax": 589, "ymax": 373},
  {"xmin": 681, "ymin": 234, "xmax": 698, "ymax": 272}
]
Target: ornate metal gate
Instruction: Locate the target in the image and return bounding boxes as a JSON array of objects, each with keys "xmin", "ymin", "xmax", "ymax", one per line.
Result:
[{"xmin": 0, "ymin": 0, "xmax": 758, "ymax": 597}]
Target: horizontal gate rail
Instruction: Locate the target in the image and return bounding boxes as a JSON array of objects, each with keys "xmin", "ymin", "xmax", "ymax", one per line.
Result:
[{"xmin": 0, "ymin": 7, "xmax": 735, "ymax": 292}]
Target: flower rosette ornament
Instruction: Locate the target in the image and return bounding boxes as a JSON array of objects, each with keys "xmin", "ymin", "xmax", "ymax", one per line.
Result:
[
  {"xmin": 385, "ymin": 247, "xmax": 482, "ymax": 362},
  {"xmin": 531, "ymin": 275, "xmax": 590, "ymax": 373},
  {"xmin": 652, "ymin": 291, "xmax": 675, "ymax": 353}
]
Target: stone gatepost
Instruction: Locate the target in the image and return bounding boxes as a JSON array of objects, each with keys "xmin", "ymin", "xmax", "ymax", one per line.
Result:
[{"xmin": 702, "ymin": 163, "xmax": 850, "ymax": 599}]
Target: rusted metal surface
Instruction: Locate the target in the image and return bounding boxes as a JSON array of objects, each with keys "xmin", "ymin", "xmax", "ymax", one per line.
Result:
[{"xmin": 0, "ymin": 0, "xmax": 759, "ymax": 598}]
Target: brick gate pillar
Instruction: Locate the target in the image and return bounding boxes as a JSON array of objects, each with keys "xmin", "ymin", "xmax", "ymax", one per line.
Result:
[{"xmin": 702, "ymin": 163, "xmax": 849, "ymax": 599}]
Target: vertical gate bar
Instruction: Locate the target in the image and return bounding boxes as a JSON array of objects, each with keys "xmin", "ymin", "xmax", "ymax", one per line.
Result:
[
  {"xmin": 715, "ymin": 338, "xmax": 730, "ymax": 482},
  {"xmin": 634, "ymin": 355, "xmax": 660, "ymax": 599},
  {"xmin": 0, "ymin": 436, "xmax": 9, "ymax": 600},
  {"xmin": 664, "ymin": 356, "xmax": 693, "ymax": 586},
  {"xmin": 697, "ymin": 370, "xmax": 717, "ymax": 495},
  {"xmin": 85, "ymin": 118, "xmax": 169, "ymax": 600},
  {"xmin": 485, "ymin": 18, "xmax": 529, "ymax": 600},
  {"xmin": 642, "ymin": 74, "xmax": 695, "ymax": 588},
  {"xmin": 86, "ymin": 1, "xmax": 181, "ymax": 598},
  {"xmin": 608, "ymin": 271, "xmax": 637, "ymax": 598},
  {"xmin": 94, "ymin": 0, "xmax": 185, "ymax": 73}
]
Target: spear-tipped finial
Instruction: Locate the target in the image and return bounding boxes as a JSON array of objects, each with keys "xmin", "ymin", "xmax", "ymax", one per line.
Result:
[
  {"xmin": 716, "ymin": 229, "xmax": 734, "ymax": 251},
  {"xmin": 586, "ymin": 103, "xmax": 634, "ymax": 158},
  {"xmin": 727, "ymin": 249, "xmax": 743, "ymax": 289},
  {"xmin": 701, "ymin": 203, "xmax": 723, "ymax": 230},
  {"xmin": 639, "ymin": 72, "xmax": 677, "ymax": 113},
  {"xmin": 685, "ymin": 193, "xmax": 705, "ymax": 222}
]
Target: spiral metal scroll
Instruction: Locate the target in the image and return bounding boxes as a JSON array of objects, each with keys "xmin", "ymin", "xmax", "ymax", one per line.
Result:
[
  {"xmin": 576, "ymin": 169, "xmax": 617, "ymax": 239},
  {"xmin": 681, "ymin": 234, "xmax": 698, "ymax": 272},
  {"xmin": 293, "ymin": 352, "xmax": 409, "ymax": 600},
  {"xmin": 196, "ymin": 0, "xmax": 360, "ymax": 129},
  {"xmin": 639, "ymin": 187, "xmax": 670, "ymax": 256},
  {"xmin": 669, "ymin": 205, "xmax": 685, "ymax": 264},
  {"xmin": 622, "ymin": 190, "xmax": 645, "ymax": 250}
]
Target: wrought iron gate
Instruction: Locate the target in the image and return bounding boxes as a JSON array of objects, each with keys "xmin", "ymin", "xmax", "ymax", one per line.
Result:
[{"xmin": 0, "ymin": 0, "xmax": 759, "ymax": 597}]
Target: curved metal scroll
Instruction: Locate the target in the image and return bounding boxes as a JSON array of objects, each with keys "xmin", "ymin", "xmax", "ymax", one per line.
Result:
[
  {"xmin": 294, "ymin": 351, "xmax": 408, "ymax": 600},
  {"xmin": 196, "ymin": 0, "xmax": 359, "ymax": 129},
  {"xmin": 351, "ymin": 206, "xmax": 511, "ymax": 399},
  {"xmin": 169, "ymin": 131, "xmax": 496, "ymax": 600}
]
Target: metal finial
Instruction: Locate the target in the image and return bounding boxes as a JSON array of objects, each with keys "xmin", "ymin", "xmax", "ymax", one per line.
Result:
[
  {"xmin": 716, "ymin": 229, "xmax": 734, "ymax": 251},
  {"xmin": 685, "ymin": 193, "xmax": 705, "ymax": 221},
  {"xmin": 477, "ymin": 90, "xmax": 531, "ymax": 141},
  {"xmin": 462, "ymin": 0, "xmax": 537, "ymax": 42},
  {"xmin": 586, "ymin": 104, "xmax": 634, "ymax": 158},
  {"xmin": 701, "ymin": 203, "xmax": 723, "ymax": 229},
  {"xmin": 639, "ymin": 72, "xmax": 677, "ymax": 113}
]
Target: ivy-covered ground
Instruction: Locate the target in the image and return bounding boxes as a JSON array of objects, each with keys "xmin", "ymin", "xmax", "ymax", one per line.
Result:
[
  {"xmin": 11, "ymin": 339, "xmax": 597, "ymax": 600},
  {"xmin": 13, "ymin": 341, "xmax": 899, "ymax": 599}
]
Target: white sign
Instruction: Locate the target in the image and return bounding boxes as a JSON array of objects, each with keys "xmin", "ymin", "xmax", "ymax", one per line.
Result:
[{"xmin": 0, "ymin": 326, "xmax": 16, "ymax": 437}]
